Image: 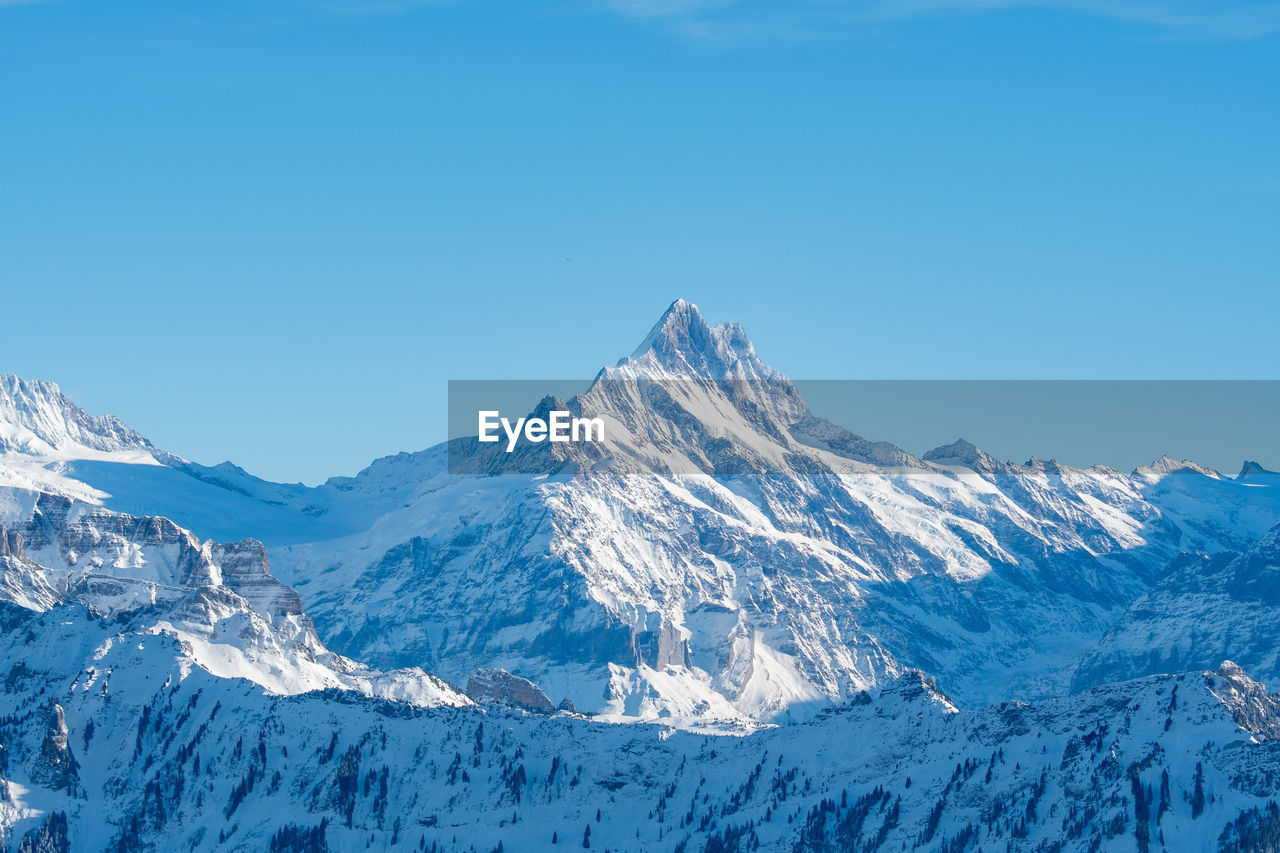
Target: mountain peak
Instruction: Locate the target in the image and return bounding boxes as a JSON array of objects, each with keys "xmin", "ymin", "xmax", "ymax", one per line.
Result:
[
  {"xmin": 631, "ymin": 298, "xmax": 714, "ymax": 360},
  {"xmin": 624, "ymin": 299, "xmax": 779, "ymax": 381},
  {"xmin": 1238, "ymin": 460, "xmax": 1279, "ymax": 479},
  {"xmin": 0, "ymin": 373, "xmax": 154, "ymax": 459},
  {"xmin": 1132, "ymin": 455, "xmax": 1222, "ymax": 482},
  {"xmin": 922, "ymin": 438, "xmax": 1003, "ymax": 472}
]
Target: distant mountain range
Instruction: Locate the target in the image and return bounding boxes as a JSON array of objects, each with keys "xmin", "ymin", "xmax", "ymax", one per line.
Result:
[{"xmin": 1, "ymin": 300, "xmax": 1278, "ymax": 851}]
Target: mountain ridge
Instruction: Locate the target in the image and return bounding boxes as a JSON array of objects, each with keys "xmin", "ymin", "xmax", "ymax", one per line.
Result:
[
  {"xmin": 266, "ymin": 301, "xmax": 1280, "ymax": 719},
  {"xmin": 3, "ymin": 300, "xmax": 1279, "ymax": 724},
  {"xmin": 3, "ymin": 300, "xmax": 1280, "ymax": 850}
]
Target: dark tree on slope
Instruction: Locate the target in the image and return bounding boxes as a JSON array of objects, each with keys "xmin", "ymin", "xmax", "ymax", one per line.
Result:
[
  {"xmin": 336, "ymin": 745, "xmax": 361, "ymax": 826},
  {"xmin": 17, "ymin": 811, "xmax": 70, "ymax": 853},
  {"xmin": 1219, "ymin": 801, "xmax": 1280, "ymax": 853},
  {"xmin": 940, "ymin": 824, "xmax": 976, "ymax": 853},
  {"xmin": 1131, "ymin": 775, "xmax": 1151, "ymax": 853},
  {"xmin": 269, "ymin": 819, "xmax": 330, "ymax": 853},
  {"xmin": 703, "ymin": 821, "xmax": 756, "ymax": 853},
  {"xmin": 1192, "ymin": 762, "xmax": 1206, "ymax": 819}
]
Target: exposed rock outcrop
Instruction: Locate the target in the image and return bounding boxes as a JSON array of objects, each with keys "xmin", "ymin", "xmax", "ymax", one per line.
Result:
[
  {"xmin": 465, "ymin": 669, "xmax": 554, "ymax": 713},
  {"xmin": 29, "ymin": 700, "xmax": 79, "ymax": 795}
]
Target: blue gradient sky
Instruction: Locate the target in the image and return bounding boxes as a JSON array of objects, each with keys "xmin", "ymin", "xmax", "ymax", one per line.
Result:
[{"xmin": 2, "ymin": 0, "xmax": 1277, "ymax": 483}]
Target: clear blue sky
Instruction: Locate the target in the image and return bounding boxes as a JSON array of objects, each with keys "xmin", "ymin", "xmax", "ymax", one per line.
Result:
[{"xmin": 2, "ymin": 0, "xmax": 1277, "ymax": 483}]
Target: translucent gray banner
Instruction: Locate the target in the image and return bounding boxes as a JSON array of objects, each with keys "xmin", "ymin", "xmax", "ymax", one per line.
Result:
[{"xmin": 446, "ymin": 379, "xmax": 1280, "ymax": 477}]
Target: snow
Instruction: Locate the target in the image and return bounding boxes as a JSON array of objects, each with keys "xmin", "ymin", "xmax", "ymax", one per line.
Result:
[{"xmin": 3, "ymin": 301, "xmax": 1280, "ymax": 850}]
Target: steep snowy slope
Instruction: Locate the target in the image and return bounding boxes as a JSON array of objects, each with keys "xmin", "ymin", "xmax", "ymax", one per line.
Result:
[
  {"xmin": 272, "ymin": 300, "xmax": 1280, "ymax": 720},
  {"xmin": 0, "ymin": 375, "xmax": 154, "ymax": 460},
  {"xmin": 1073, "ymin": 518, "xmax": 1280, "ymax": 693}
]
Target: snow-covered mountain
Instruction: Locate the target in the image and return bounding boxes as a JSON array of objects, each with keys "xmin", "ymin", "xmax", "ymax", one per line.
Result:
[
  {"xmin": 2, "ymin": 300, "xmax": 1279, "ymax": 850},
  {"xmin": 5, "ymin": 303, "xmax": 1280, "ymax": 725},
  {"xmin": 0, "ymin": 376, "xmax": 154, "ymax": 460},
  {"xmin": 269, "ymin": 301, "xmax": 1280, "ymax": 720}
]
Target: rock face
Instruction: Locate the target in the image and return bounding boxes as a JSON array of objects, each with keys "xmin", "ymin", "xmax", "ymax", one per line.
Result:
[
  {"xmin": 13, "ymin": 493, "xmax": 305, "ymax": 626},
  {"xmin": 0, "ymin": 525, "xmax": 24, "ymax": 560},
  {"xmin": 465, "ymin": 668, "xmax": 555, "ymax": 713},
  {"xmin": 0, "ymin": 522, "xmax": 58, "ymax": 613},
  {"xmin": 1213, "ymin": 660, "xmax": 1280, "ymax": 740},
  {"xmin": 213, "ymin": 538, "xmax": 306, "ymax": 623},
  {"xmin": 28, "ymin": 701, "xmax": 78, "ymax": 795}
]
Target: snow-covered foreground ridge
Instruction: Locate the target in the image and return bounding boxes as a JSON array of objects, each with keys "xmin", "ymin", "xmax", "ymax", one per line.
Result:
[{"xmin": 4, "ymin": 603, "xmax": 1280, "ymax": 853}]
